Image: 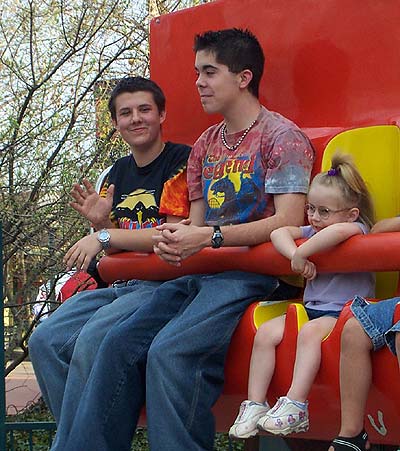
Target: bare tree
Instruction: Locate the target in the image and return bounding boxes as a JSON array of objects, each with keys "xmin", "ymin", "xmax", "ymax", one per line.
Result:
[{"xmin": 0, "ymin": 0, "xmax": 212, "ymax": 388}]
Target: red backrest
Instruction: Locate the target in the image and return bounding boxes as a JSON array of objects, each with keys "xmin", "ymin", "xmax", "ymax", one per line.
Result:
[{"xmin": 150, "ymin": 0, "xmax": 400, "ymax": 148}]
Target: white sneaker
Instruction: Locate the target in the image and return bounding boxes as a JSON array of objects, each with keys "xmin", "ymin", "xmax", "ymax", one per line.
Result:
[
  {"xmin": 229, "ymin": 400, "xmax": 270, "ymax": 439},
  {"xmin": 257, "ymin": 396, "xmax": 309, "ymax": 435}
]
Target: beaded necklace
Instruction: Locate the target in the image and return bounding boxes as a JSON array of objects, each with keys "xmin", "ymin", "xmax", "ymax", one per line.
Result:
[{"xmin": 220, "ymin": 118, "xmax": 257, "ymax": 151}]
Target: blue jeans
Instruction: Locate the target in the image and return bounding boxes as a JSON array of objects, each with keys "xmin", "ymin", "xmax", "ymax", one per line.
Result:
[
  {"xmin": 351, "ymin": 295, "xmax": 400, "ymax": 355},
  {"xmin": 28, "ymin": 279, "xmax": 162, "ymax": 449},
  {"xmin": 64, "ymin": 272, "xmax": 299, "ymax": 451}
]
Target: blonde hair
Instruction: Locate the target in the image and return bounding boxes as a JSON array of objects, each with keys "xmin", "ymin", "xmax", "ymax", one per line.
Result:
[{"xmin": 311, "ymin": 152, "xmax": 375, "ymax": 228}]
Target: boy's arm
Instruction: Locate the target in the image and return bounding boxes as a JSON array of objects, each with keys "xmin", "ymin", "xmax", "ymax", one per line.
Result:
[
  {"xmin": 70, "ymin": 178, "xmax": 116, "ymax": 230},
  {"xmin": 371, "ymin": 217, "xmax": 400, "ymax": 234},
  {"xmin": 154, "ymin": 193, "xmax": 306, "ymax": 265},
  {"xmin": 219, "ymin": 193, "xmax": 306, "ymax": 246},
  {"xmin": 188, "ymin": 198, "xmax": 206, "ymax": 227},
  {"xmin": 64, "ymin": 214, "xmax": 184, "ymax": 271}
]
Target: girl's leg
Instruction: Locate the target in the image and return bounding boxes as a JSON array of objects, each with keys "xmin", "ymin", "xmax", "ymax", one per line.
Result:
[
  {"xmin": 229, "ymin": 315, "xmax": 286, "ymax": 439},
  {"xmin": 248, "ymin": 315, "xmax": 286, "ymax": 402},
  {"xmin": 287, "ymin": 316, "xmax": 336, "ymax": 402},
  {"xmin": 338, "ymin": 317, "xmax": 373, "ymax": 437},
  {"xmin": 396, "ymin": 333, "xmax": 400, "ymax": 369},
  {"xmin": 328, "ymin": 317, "xmax": 372, "ymax": 451},
  {"xmin": 258, "ymin": 316, "xmax": 336, "ymax": 436}
]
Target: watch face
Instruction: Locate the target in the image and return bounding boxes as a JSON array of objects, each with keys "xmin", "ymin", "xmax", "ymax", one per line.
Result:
[
  {"xmin": 213, "ymin": 236, "xmax": 223, "ymax": 245},
  {"xmin": 98, "ymin": 229, "xmax": 110, "ymax": 248},
  {"xmin": 211, "ymin": 231, "xmax": 224, "ymax": 248},
  {"xmin": 99, "ymin": 230, "xmax": 109, "ymax": 241}
]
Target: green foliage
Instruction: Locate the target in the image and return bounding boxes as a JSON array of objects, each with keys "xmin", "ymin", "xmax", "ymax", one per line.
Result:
[
  {"xmin": 0, "ymin": 0, "xmax": 212, "ymax": 377},
  {"xmin": 6, "ymin": 398, "xmax": 243, "ymax": 451},
  {"xmin": 5, "ymin": 399, "xmax": 55, "ymax": 451},
  {"xmin": 1, "ymin": 1, "xmax": 151, "ymax": 367}
]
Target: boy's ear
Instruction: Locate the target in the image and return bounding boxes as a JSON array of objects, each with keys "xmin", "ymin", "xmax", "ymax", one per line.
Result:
[
  {"xmin": 159, "ymin": 110, "xmax": 166, "ymax": 124},
  {"xmin": 348, "ymin": 207, "xmax": 360, "ymax": 222},
  {"xmin": 112, "ymin": 118, "xmax": 118, "ymax": 129},
  {"xmin": 238, "ymin": 69, "xmax": 253, "ymax": 89}
]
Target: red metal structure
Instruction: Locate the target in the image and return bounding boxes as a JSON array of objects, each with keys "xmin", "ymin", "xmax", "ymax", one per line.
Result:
[{"xmin": 99, "ymin": 0, "xmax": 400, "ymax": 446}]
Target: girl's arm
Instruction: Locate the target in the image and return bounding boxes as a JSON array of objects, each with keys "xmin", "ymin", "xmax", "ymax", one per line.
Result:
[
  {"xmin": 292, "ymin": 222, "xmax": 363, "ymax": 280},
  {"xmin": 270, "ymin": 226, "xmax": 303, "ymax": 260},
  {"xmin": 371, "ymin": 217, "xmax": 400, "ymax": 234},
  {"xmin": 295, "ymin": 222, "xmax": 363, "ymax": 259}
]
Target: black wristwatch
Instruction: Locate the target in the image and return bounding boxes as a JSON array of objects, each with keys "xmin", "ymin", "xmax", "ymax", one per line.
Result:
[
  {"xmin": 211, "ymin": 226, "xmax": 224, "ymax": 249},
  {"xmin": 97, "ymin": 229, "xmax": 111, "ymax": 250}
]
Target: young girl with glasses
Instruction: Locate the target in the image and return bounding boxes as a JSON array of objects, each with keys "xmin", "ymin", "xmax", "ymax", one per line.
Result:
[{"xmin": 229, "ymin": 152, "xmax": 375, "ymax": 439}]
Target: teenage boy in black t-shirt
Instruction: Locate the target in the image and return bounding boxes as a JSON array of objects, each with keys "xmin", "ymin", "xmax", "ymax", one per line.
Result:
[{"xmin": 28, "ymin": 76, "xmax": 191, "ymax": 450}]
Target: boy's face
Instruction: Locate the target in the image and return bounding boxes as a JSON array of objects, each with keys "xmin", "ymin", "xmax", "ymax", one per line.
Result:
[
  {"xmin": 195, "ymin": 50, "xmax": 241, "ymax": 115},
  {"xmin": 112, "ymin": 91, "xmax": 165, "ymax": 150}
]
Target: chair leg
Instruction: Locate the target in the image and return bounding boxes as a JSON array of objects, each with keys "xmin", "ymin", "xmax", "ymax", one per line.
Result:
[
  {"xmin": 284, "ymin": 438, "xmax": 329, "ymax": 450},
  {"xmin": 372, "ymin": 446, "xmax": 399, "ymax": 451},
  {"xmin": 244, "ymin": 436, "xmax": 260, "ymax": 451}
]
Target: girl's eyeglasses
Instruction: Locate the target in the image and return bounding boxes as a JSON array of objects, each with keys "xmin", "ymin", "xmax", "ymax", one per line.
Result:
[{"xmin": 305, "ymin": 203, "xmax": 352, "ymax": 220}]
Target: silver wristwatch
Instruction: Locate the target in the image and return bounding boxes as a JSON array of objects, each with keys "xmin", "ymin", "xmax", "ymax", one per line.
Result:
[{"xmin": 97, "ymin": 229, "xmax": 111, "ymax": 250}]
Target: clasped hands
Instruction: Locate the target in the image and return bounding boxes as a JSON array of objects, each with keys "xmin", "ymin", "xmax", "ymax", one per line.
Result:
[{"xmin": 153, "ymin": 219, "xmax": 207, "ymax": 267}]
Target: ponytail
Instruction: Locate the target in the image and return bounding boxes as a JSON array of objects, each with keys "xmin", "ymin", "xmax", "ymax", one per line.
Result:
[{"xmin": 312, "ymin": 152, "xmax": 375, "ymax": 228}]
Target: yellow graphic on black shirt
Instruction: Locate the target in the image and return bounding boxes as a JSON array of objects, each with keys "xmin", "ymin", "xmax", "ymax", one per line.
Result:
[{"xmin": 113, "ymin": 189, "xmax": 160, "ymax": 229}]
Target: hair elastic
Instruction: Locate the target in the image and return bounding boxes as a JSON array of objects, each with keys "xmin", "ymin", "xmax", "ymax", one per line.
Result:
[{"xmin": 327, "ymin": 168, "xmax": 339, "ymax": 176}]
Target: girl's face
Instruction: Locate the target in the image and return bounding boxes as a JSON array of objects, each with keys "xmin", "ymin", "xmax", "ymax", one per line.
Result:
[{"xmin": 306, "ymin": 183, "xmax": 359, "ymax": 232}]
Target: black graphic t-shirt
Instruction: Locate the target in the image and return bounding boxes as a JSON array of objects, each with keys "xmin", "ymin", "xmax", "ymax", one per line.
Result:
[{"xmin": 101, "ymin": 142, "xmax": 191, "ymax": 230}]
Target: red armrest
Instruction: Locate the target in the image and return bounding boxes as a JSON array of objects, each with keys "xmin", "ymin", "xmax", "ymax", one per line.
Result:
[{"xmin": 99, "ymin": 232, "xmax": 400, "ymax": 283}]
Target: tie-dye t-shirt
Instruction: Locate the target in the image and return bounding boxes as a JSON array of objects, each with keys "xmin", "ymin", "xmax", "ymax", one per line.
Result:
[
  {"xmin": 100, "ymin": 142, "xmax": 190, "ymax": 230},
  {"xmin": 187, "ymin": 107, "xmax": 314, "ymax": 226}
]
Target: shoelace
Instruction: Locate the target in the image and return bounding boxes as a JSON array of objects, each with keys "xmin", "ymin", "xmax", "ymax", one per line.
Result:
[
  {"xmin": 269, "ymin": 397, "xmax": 287, "ymax": 415},
  {"xmin": 237, "ymin": 402, "xmax": 247, "ymax": 421}
]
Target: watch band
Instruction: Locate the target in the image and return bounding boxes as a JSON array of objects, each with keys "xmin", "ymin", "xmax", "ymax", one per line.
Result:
[{"xmin": 211, "ymin": 225, "xmax": 224, "ymax": 249}]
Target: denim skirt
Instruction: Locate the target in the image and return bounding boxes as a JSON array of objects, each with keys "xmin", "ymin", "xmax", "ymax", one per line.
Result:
[{"xmin": 351, "ymin": 295, "xmax": 400, "ymax": 355}]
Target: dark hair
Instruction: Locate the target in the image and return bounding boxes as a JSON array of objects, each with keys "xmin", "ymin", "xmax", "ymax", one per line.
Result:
[
  {"xmin": 194, "ymin": 28, "xmax": 265, "ymax": 98},
  {"xmin": 312, "ymin": 152, "xmax": 375, "ymax": 228},
  {"xmin": 108, "ymin": 76, "xmax": 166, "ymax": 120}
]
